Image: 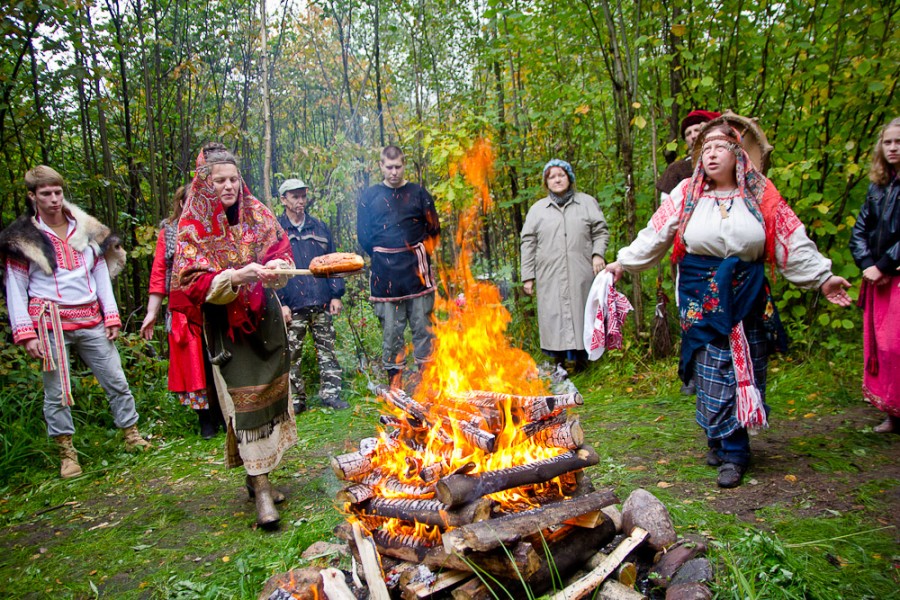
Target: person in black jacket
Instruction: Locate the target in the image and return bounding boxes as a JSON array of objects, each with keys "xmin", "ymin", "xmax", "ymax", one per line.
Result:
[
  {"xmin": 849, "ymin": 117, "xmax": 900, "ymax": 433},
  {"xmin": 357, "ymin": 146, "xmax": 441, "ymax": 388},
  {"xmin": 276, "ymin": 178, "xmax": 348, "ymax": 411}
]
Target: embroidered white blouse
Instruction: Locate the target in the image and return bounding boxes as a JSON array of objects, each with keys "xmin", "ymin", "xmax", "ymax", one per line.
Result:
[{"xmin": 617, "ymin": 180, "xmax": 833, "ymax": 289}]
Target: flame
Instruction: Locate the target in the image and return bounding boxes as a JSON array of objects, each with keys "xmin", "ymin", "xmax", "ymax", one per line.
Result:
[{"xmin": 358, "ymin": 138, "xmax": 571, "ymax": 530}]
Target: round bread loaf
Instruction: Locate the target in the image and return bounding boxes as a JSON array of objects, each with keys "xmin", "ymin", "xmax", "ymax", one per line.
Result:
[{"xmin": 309, "ymin": 252, "xmax": 365, "ymax": 276}]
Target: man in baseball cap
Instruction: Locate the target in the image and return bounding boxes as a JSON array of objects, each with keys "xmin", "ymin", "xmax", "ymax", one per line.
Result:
[{"xmin": 275, "ymin": 178, "xmax": 348, "ymax": 412}]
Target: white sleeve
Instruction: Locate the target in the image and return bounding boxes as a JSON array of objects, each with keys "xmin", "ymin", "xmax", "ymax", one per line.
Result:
[
  {"xmin": 617, "ymin": 187, "xmax": 683, "ymax": 272},
  {"xmin": 777, "ymin": 225, "xmax": 833, "ymax": 289},
  {"xmin": 4, "ymin": 259, "xmax": 36, "ymax": 343}
]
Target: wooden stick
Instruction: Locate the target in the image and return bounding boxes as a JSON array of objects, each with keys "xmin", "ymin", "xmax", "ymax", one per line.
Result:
[
  {"xmin": 336, "ymin": 484, "xmax": 376, "ymax": 504},
  {"xmin": 532, "ymin": 418, "xmax": 584, "ymax": 450},
  {"xmin": 441, "ymin": 488, "xmax": 619, "ymax": 553},
  {"xmin": 547, "ymin": 527, "xmax": 648, "ymax": 600},
  {"xmin": 321, "ymin": 567, "xmax": 357, "ymax": 600},
  {"xmin": 351, "ymin": 521, "xmax": 392, "ymax": 600},
  {"xmin": 401, "ymin": 570, "xmax": 471, "ymax": 600},
  {"xmin": 331, "ymin": 451, "xmax": 374, "ymax": 480},
  {"xmin": 435, "ymin": 446, "xmax": 600, "ymax": 507}
]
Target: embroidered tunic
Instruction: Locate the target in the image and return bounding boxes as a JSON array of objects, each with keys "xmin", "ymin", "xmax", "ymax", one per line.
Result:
[
  {"xmin": 618, "ymin": 180, "xmax": 832, "ymax": 289},
  {"xmin": 5, "ymin": 216, "xmax": 121, "ymax": 344}
]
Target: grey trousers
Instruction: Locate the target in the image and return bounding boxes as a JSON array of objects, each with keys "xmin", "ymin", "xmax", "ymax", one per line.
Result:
[
  {"xmin": 42, "ymin": 324, "xmax": 140, "ymax": 437},
  {"xmin": 373, "ymin": 292, "xmax": 435, "ymax": 371}
]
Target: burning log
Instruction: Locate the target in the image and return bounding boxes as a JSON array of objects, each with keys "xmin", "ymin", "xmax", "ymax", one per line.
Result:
[
  {"xmin": 435, "ymin": 446, "xmax": 601, "ymax": 507},
  {"xmin": 419, "ymin": 462, "xmax": 447, "ymax": 483},
  {"xmin": 372, "ymin": 528, "xmax": 439, "ymax": 562},
  {"xmin": 460, "ymin": 391, "xmax": 583, "ymax": 422},
  {"xmin": 441, "ymin": 488, "xmax": 618, "ymax": 554},
  {"xmin": 547, "ymin": 527, "xmax": 648, "ymax": 600},
  {"xmin": 521, "ymin": 412, "xmax": 566, "ymax": 437},
  {"xmin": 331, "ymin": 451, "xmax": 373, "ymax": 480},
  {"xmin": 382, "ymin": 477, "xmax": 435, "ymax": 499},
  {"xmin": 400, "ymin": 570, "xmax": 472, "ymax": 600},
  {"xmin": 352, "ymin": 497, "xmax": 492, "ymax": 528},
  {"xmin": 457, "ymin": 419, "xmax": 496, "ymax": 453},
  {"xmin": 336, "ymin": 484, "xmax": 376, "ymax": 504},
  {"xmin": 531, "ymin": 418, "xmax": 584, "ymax": 450},
  {"xmin": 377, "ymin": 385, "xmax": 428, "ymax": 422}
]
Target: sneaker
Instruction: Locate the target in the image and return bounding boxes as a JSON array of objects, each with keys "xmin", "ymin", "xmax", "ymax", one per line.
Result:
[
  {"xmin": 716, "ymin": 463, "xmax": 746, "ymax": 488},
  {"xmin": 321, "ymin": 397, "xmax": 350, "ymax": 410},
  {"xmin": 706, "ymin": 449, "xmax": 723, "ymax": 467}
]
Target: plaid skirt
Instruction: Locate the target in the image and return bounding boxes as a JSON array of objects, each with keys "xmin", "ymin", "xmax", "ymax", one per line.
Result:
[{"xmin": 694, "ymin": 320, "xmax": 771, "ymax": 439}]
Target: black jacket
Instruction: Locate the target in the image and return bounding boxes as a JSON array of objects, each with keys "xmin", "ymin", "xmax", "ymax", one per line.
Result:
[
  {"xmin": 275, "ymin": 213, "xmax": 344, "ymax": 312},
  {"xmin": 850, "ymin": 177, "xmax": 900, "ymax": 274}
]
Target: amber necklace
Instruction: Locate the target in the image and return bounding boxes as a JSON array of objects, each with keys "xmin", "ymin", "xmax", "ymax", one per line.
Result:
[{"xmin": 710, "ymin": 189, "xmax": 739, "ymax": 219}]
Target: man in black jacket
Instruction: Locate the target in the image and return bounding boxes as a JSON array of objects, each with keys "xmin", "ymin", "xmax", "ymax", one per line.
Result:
[
  {"xmin": 276, "ymin": 178, "xmax": 347, "ymax": 411},
  {"xmin": 357, "ymin": 146, "xmax": 441, "ymax": 388}
]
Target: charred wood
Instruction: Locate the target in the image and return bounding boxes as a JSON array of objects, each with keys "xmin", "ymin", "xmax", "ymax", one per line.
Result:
[
  {"xmin": 435, "ymin": 446, "xmax": 601, "ymax": 507},
  {"xmin": 352, "ymin": 497, "xmax": 491, "ymax": 528},
  {"xmin": 336, "ymin": 484, "xmax": 376, "ymax": 504}
]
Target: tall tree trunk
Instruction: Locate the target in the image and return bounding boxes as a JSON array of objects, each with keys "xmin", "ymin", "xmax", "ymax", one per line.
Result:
[
  {"xmin": 374, "ymin": 0, "xmax": 384, "ymax": 146},
  {"xmin": 259, "ymin": 0, "xmax": 272, "ymax": 206}
]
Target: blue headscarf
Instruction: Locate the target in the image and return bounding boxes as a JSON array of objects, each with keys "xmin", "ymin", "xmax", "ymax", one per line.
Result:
[{"xmin": 542, "ymin": 159, "xmax": 575, "ymax": 185}]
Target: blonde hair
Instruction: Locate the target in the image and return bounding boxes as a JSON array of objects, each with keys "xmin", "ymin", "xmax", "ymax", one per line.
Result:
[
  {"xmin": 868, "ymin": 117, "xmax": 900, "ymax": 186},
  {"xmin": 24, "ymin": 165, "xmax": 65, "ymax": 193}
]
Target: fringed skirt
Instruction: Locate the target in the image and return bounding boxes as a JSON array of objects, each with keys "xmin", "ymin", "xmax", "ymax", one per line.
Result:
[{"xmin": 206, "ymin": 289, "xmax": 297, "ymax": 474}]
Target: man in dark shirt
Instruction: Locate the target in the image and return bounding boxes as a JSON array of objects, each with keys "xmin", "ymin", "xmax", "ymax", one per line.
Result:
[
  {"xmin": 657, "ymin": 109, "xmax": 721, "ymax": 195},
  {"xmin": 276, "ymin": 178, "xmax": 348, "ymax": 411},
  {"xmin": 357, "ymin": 146, "xmax": 441, "ymax": 388}
]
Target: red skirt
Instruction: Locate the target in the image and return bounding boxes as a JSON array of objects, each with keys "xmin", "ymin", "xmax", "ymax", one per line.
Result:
[
  {"xmin": 861, "ymin": 277, "xmax": 900, "ymax": 416},
  {"xmin": 168, "ymin": 310, "xmax": 207, "ymax": 394}
]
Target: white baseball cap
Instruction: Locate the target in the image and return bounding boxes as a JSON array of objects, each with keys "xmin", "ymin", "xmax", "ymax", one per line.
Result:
[{"xmin": 278, "ymin": 178, "xmax": 308, "ymax": 195}]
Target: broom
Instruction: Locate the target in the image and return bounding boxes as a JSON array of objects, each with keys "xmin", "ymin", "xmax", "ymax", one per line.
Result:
[{"xmin": 649, "ymin": 106, "xmax": 675, "ymax": 358}]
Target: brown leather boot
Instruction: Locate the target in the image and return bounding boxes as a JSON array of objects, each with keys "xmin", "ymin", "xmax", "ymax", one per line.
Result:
[
  {"xmin": 247, "ymin": 473, "xmax": 280, "ymax": 528},
  {"xmin": 54, "ymin": 435, "xmax": 82, "ymax": 479},
  {"xmin": 245, "ymin": 474, "xmax": 286, "ymax": 504},
  {"xmin": 122, "ymin": 425, "xmax": 152, "ymax": 452}
]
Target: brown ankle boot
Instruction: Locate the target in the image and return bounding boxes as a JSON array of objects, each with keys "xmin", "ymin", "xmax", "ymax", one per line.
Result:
[
  {"xmin": 247, "ymin": 473, "xmax": 280, "ymax": 528},
  {"xmin": 122, "ymin": 425, "xmax": 152, "ymax": 452},
  {"xmin": 245, "ymin": 474, "xmax": 286, "ymax": 504},
  {"xmin": 54, "ymin": 435, "xmax": 82, "ymax": 479}
]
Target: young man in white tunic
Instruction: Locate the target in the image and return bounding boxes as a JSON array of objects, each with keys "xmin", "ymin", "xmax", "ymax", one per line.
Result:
[{"xmin": 1, "ymin": 166, "xmax": 150, "ymax": 479}]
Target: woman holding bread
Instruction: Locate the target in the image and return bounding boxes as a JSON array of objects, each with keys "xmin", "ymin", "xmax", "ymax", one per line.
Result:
[{"xmin": 170, "ymin": 142, "xmax": 296, "ymax": 529}]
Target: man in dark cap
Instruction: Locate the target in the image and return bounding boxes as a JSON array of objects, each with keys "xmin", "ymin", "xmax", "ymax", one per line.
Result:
[{"xmin": 657, "ymin": 109, "xmax": 721, "ymax": 195}]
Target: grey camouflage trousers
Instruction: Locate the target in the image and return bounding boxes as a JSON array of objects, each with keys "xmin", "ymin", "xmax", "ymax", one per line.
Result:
[{"xmin": 286, "ymin": 308, "xmax": 342, "ymax": 405}]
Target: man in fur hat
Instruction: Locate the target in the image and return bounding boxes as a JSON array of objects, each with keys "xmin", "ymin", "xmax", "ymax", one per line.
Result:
[{"xmin": 0, "ymin": 166, "xmax": 150, "ymax": 479}]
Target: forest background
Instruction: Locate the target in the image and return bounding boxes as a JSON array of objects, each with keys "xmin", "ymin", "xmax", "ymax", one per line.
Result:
[
  {"xmin": 0, "ymin": 1, "xmax": 899, "ymax": 598},
  {"xmin": 1, "ymin": 0, "xmax": 897, "ymax": 339}
]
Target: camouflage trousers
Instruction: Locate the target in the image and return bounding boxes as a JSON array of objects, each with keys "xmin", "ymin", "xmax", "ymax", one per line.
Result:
[{"xmin": 286, "ymin": 308, "xmax": 342, "ymax": 405}]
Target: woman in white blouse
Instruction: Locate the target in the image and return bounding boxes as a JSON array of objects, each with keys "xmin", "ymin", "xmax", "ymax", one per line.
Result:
[{"xmin": 607, "ymin": 121, "xmax": 851, "ymax": 488}]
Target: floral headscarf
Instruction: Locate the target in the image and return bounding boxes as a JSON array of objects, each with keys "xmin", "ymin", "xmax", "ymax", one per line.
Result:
[{"xmin": 170, "ymin": 146, "xmax": 291, "ymax": 333}]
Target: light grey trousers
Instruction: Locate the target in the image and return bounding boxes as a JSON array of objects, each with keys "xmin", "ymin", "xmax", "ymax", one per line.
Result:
[
  {"xmin": 373, "ymin": 292, "xmax": 435, "ymax": 372},
  {"xmin": 42, "ymin": 324, "xmax": 140, "ymax": 437}
]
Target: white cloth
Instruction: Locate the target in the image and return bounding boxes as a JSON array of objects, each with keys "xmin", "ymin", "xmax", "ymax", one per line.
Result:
[{"xmin": 583, "ymin": 271, "xmax": 633, "ymax": 361}]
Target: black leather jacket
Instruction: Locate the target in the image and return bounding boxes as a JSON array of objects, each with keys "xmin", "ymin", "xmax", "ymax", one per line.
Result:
[{"xmin": 849, "ymin": 177, "xmax": 900, "ymax": 274}]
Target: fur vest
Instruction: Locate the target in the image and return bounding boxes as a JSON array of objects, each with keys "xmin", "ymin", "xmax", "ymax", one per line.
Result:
[{"xmin": 0, "ymin": 202, "xmax": 126, "ymax": 279}]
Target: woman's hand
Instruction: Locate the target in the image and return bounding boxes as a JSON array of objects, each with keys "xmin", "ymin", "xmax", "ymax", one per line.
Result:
[
  {"xmin": 139, "ymin": 313, "xmax": 157, "ymax": 340},
  {"xmin": 605, "ymin": 261, "xmax": 625, "ymax": 283},
  {"xmin": 231, "ymin": 263, "xmax": 280, "ymax": 287},
  {"xmin": 523, "ymin": 279, "xmax": 534, "ymax": 296},
  {"xmin": 281, "ymin": 305, "xmax": 292, "ymax": 325},
  {"xmin": 592, "ymin": 255, "xmax": 606, "ymax": 275},
  {"xmin": 862, "ymin": 265, "xmax": 889, "ymax": 286},
  {"xmin": 820, "ymin": 276, "xmax": 852, "ymax": 307}
]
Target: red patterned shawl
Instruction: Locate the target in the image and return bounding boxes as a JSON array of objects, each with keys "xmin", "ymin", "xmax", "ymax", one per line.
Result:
[{"xmin": 169, "ymin": 150, "xmax": 292, "ymax": 335}]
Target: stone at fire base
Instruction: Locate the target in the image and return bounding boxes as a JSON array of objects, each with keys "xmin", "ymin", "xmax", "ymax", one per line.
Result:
[
  {"xmin": 669, "ymin": 558, "xmax": 714, "ymax": 587},
  {"xmin": 301, "ymin": 541, "xmax": 351, "ymax": 564},
  {"xmin": 665, "ymin": 582, "xmax": 712, "ymax": 600},
  {"xmin": 258, "ymin": 568, "xmax": 322, "ymax": 600},
  {"xmin": 649, "ymin": 535, "xmax": 709, "ymax": 587},
  {"xmin": 620, "ymin": 489, "xmax": 677, "ymax": 551}
]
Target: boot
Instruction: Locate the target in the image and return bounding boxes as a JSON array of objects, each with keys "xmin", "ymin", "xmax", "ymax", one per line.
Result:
[
  {"xmin": 196, "ymin": 409, "xmax": 217, "ymax": 440},
  {"xmin": 246, "ymin": 474, "xmax": 286, "ymax": 504},
  {"xmin": 122, "ymin": 424, "xmax": 152, "ymax": 452},
  {"xmin": 247, "ymin": 473, "xmax": 280, "ymax": 528},
  {"xmin": 387, "ymin": 368, "xmax": 403, "ymax": 389},
  {"xmin": 54, "ymin": 435, "xmax": 82, "ymax": 479}
]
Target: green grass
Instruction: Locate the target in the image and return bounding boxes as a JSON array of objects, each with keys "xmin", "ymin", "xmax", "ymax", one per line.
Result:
[{"xmin": 0, "ymin": 320, "xmax": 898, "ymax": 599}]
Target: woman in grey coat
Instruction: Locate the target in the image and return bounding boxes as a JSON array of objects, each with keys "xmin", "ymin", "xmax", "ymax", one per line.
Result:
[{"xmin": 521, "ymin": 159, "xmax": 609, "ymax": 373}]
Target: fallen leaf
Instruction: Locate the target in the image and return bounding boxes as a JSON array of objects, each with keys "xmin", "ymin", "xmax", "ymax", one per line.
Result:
[
  {"xmin": 657, "ymin": 481, "xmax": 673, "ymax": 488},
  {"xmin": 803, "ymin": 412, "xmax": 816, "ymax": 418},
  {"xmin": 627, "ymin": 465, "xmax": 647, "ymax": 472},
  {"xmin": 654, "ymin": 415, "xmax": 665, "ymax": 422},
  {"xmin": 784, "ymin": 474, "xmax": 798, "ymax": 483},
  {"xmin": 222, "ymin": 556, "xmax": 230, "ymax": 563},
  {"xmin": 656, "ymin": 459, "xmax": 669, "ymax": 465}
]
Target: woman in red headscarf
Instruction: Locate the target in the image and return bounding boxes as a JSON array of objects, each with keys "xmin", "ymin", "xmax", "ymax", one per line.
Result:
[
  {"xmin": 170, "ymin": 142, "xmax": 295, "ymax": 528},
  {"xmin": 607, "ymin": 120, "xmax": 852, "ymax": 489}
]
